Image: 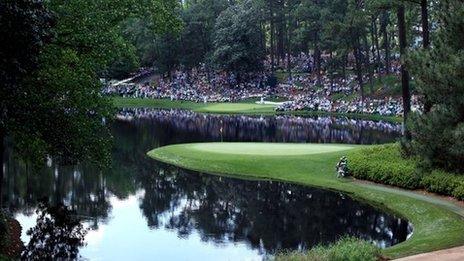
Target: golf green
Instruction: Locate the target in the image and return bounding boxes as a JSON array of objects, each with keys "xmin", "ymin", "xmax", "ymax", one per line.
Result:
[{"xmin": 187, "ymin": 142, "xmax": 356, "ymax": 155}]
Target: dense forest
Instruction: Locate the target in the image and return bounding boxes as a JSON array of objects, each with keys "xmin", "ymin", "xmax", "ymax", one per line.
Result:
[{"xmin": 111, "ymin": 0, "xmax": 430, "ymax": 81}]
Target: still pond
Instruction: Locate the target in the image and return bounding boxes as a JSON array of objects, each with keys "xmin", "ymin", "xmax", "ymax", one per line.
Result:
[{"xmin": 2, "ymin": 109, "xmax": 411, "ymax": 260}]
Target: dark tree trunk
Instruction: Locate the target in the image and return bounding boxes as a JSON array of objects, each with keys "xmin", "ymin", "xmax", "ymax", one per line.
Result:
[
  {"xmin": 287, "ymin": 16, "xmax": 292, "ymax": 80},
  {"xmin": 342, "ymin": 53, "xmax": 347, "ymax": 80},
  {"xmin": 372, "ymin": 16, "xmax": 382, "ymax": 74},
  {"xmin": 260, "ymin": 22, "xmax": 264, "ymax": 50},
  {"xmin": 421, "ymin": 0, "xmax": 430, "ymax": 49},
  {"xmin": 314, "ymin": 30, "xmax": 321, "ymax": 86},
  {"xmin": 354, "ymin": 40, "xmax": 364, "ymax": 110},
  {"xmin": 363, "ymin": 36, "xmax": 374, "ymax": 93},
  {"xmin": 0, "ymin": 127, "xmax": 5, "ymax": 207},
  {"xmin": 382, "ymin": 11, "xmax": 391, "ymax": 74},
  {"xmin": 421, "ymin": 0, "xmax": 432, "ymax": 112},
  {"xmin": 269, "ymin": 0, "xmax": 275, "ymax": 72},
  {"xmin": 329, "ymin": 52, "xmax": 334, "ymax": 92},
  {"xmin": 397, "ymin": 4, "xmax": 411, "ymax": 139},
  {"xmin": 277, "ymin": 16, "xmax": 285, "ymax": 64}
]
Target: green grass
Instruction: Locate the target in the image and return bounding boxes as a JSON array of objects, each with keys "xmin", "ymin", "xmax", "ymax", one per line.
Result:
[
  {"xmin": 196, "ymin": 103, "xmax": 276, "ymax": 113},
  {"xmin": 190, "ymin": 143, "xmax": 355, "ymax": 156},
  {"xmin": 148, "ymin": 142, "xmax": 464, "ymax": 259},
  {"xmin": 113, "ymin": 97, "xmax": 402, "ymax": 122},
  {"xmin": 274, "ymin": 237, "xmax": 380, "ymax": 261},
  {"xmin": 112, "ymin": 97, "xmax": 275, "ymax": 113}
]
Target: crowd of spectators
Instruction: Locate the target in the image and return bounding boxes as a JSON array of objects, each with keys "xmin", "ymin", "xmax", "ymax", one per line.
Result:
[
  {"xmin": 104, "ymin": 64, "xmax": 273, "ymax": 102},
  {"xmin": 104, "ymin": 55, "xmax": 421, "ymax": 117},
  {"xmin": 276, "ymin": 95, "xmax": 422, "ymax": 116}
]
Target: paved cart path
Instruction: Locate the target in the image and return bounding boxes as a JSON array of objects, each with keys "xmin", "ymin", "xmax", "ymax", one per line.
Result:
[{"xmin": 395, "ymin": 246, "xmax": 464, "ymax": 261}]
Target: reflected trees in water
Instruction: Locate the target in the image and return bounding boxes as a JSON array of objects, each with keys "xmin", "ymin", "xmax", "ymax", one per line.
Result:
[
  {"xmin": 2, "ymin": 117, "xmax": 410, "ymax": 257},
  {"xmin": 22, "ymin": 201, "xmax": 87, "ymax": 260},
  {"xmin": 139, "ymin": 166, "xmax": 411, "ymax": 253}
]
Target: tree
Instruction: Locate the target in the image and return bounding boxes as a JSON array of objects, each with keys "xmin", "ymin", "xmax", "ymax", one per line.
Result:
[
  {"xmin": 179, "ymin": 0, "xmax": 229, "ymax": 69},
  {"xmin": 212, "ymin": 0, "xmax": 265, "ymax": 77},
  {"xmin": 397, "ymin": 2, "xmax": 411, "ymax": 138},
  {"xmin": 153, "ymin": 33, "xmax": 181, "ymax": 77},
  {"xmin": 294, "ymin": 0, "xmax": 326, "ymax": 85},
  {"xmin": 0, "ymin": 0, "xmax": 53, "ymax": 205},
  {"xmin": 0, "ymin": 0, "xmax": 179, "ymax": 204},
  {"xmin": 407, "ymin": 0, "xmax": 464, "ymax": 172}
]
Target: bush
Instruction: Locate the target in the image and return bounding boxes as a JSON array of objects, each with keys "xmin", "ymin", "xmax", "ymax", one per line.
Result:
[
  {"xmin": 348, "ymin": 143, "xmax": 464, "ymax": 201},
  {"xmin": 273, "ymin": 237, "xmax": 380, "ymax": 261},
  {"xmin": 348, "ymin": 144, "xmax": 421, "ymax": 189},
  {"xmin": 453, "ymin": 185, "xmax": 464, "ymax": 200},
  {"xmin": 421, "ymin": 170, "xmax": 464, "ymax": 196}
]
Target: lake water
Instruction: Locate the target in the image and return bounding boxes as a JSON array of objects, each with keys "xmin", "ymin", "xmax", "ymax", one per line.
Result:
[{"xmin": 1, "ymin": 109, "xmax": 411, "ymax": 260}]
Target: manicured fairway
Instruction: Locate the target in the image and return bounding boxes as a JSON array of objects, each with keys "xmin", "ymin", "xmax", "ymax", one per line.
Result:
[{"xmin": 148, "ymin": 142, "xmax": 464, "ymax": 259}]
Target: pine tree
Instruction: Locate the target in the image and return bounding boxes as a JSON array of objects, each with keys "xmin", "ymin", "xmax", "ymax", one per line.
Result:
[{"xmin": 407, "ymin": 0, "xmax": 464, "ymax": 172}]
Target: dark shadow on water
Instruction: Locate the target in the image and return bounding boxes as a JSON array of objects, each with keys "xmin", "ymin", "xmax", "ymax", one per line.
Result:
[{"xmin": 140, "ymin": 163, "xmax": 412, "ymax": 253}]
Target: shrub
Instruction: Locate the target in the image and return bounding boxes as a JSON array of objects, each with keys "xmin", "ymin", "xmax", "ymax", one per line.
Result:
[
  {"xmin": 348, "ymin": 144, "xmax": 421, "ymax": 189},
  {"xmin": 421, "ymin": 170, "xmax": 464, "ymax": 196},
  {"xmin": 453, "ymin": 185, "xmax": 464, "ymax": 200},
  {"xmin": 348, "ymin": 143, "xmax": 464, "ymax": 201},
  {"xmin": 273, "ymin": 237, "xmax": 380, "ymax": 261}
]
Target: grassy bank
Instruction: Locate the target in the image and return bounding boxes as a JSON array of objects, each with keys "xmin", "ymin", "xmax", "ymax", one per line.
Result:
[
  {"xmin": 113, "ymin": 97, "xmax": 402, "ymax": 122},
  {"xmin": 148, "ymin": 142, "xmax": 464, "ymax": 259},
  {"xmin": 274, "ymin": 237, "xmax": 380, "ymax": 261}
]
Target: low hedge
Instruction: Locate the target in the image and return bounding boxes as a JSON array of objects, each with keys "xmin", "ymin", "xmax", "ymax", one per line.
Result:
[
  {"xmin": 347, "ymin": 144, "xmax": 464, "ymax": 200},
  {"xmin": 273, "ymin": 237, "xmax": 380, "ymax": 261},
  {"xmin": 348, "ymin": 144, "xmax": 420, "ymax": 189}
]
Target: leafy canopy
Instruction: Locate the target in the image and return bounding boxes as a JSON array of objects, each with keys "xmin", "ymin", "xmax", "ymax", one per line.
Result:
[
  {"xmin": 0, "ymin": 0, "xmax": 180, "ymax": 166},
  {"xmin": 211, "ymin": 0, "xmax": 265, "ymax": 74}
]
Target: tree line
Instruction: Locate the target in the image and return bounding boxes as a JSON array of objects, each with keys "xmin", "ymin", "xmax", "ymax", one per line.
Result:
[
  {"xmin": 116, "ymin": 0, "xmax": 463, "ymax": 173},
  {"xmin": 116, "ymin": 0, "xmax": 432, "ymax": 129}
]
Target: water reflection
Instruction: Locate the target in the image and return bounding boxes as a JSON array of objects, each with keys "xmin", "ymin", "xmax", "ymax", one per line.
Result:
[
  {"xmin": 116, "ymin": 108, "xmax": 401, "ymax": 145},
  {"xmin": 22, "ymin": 201, "xmax": 87, "ymax": 260},
  {"xmin": 1, "ymin": 111, "xmax": 408, "ymax": 259},
  {"xmin": 139, "ymin": 165, "xmax": 411, "ymax": 252}
]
